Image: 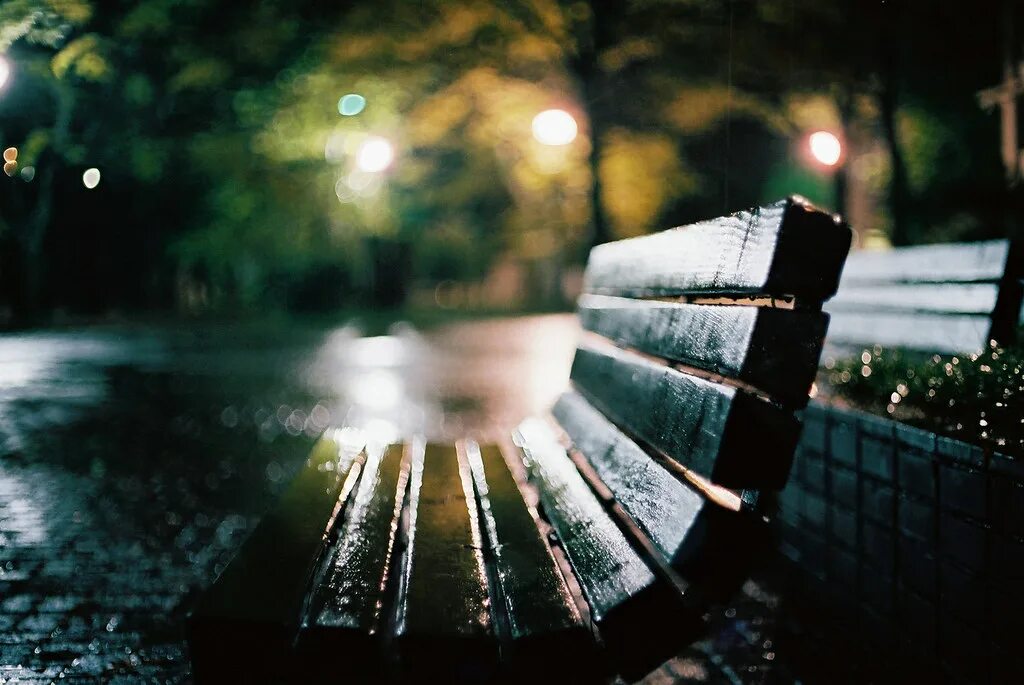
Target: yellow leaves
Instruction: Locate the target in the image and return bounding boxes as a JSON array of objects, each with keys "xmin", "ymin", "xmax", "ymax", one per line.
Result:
[
  {"xmin": 784, "ymin": 93, "xmax": 840, "ymax": 132},
  {"xmin": 663, "ymin": 85, "xmax": 788, "ymax": 136},
  {"xmin": 51, "ymin": 33, "xmax": 111, "ymax": 81},
  {"xmin": 407, "ymin": 91, "xmax": 472, "ymax": 147},
  {"xmin": 600, "ymin": 129, "xmax": 696, "ymax": 239},
  {"xmin": 169, "ymin": 58, "xmax": 231, "ymax": 92},
  {"xmin": 46, "ymin": 0, "xmax": 92, "ymax": 25},
  {"xmin": 506, "ymin": 33, "xmax": 563, "ymax": 65},
  {"xmin": 599, "ymin": 37, "xmax": 660, "ymax": 73}
]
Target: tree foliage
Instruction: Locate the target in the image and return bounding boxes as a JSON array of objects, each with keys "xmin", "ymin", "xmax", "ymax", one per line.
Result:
[{"xmin": 0, "ymin": 0, "xmax": 1015, "ymax": 320}]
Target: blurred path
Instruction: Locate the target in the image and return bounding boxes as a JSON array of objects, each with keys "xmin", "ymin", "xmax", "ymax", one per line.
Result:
[{"xmin": 0, "ymin": 315, "xmax": 787, "ymax": 683}]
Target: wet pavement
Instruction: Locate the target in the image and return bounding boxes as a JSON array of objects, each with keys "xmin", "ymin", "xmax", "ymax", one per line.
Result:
[{"xmin": 0, "ymin": 315, "xmax": 791, "ymax": 683}]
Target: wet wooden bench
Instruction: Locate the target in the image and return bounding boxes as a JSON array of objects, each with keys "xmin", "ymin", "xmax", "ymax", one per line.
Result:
[
  {"xmin": 825, "ymin": 239, "xmax": 1023, "ymax": 354},
  {"xmin": 188, "ymin": 197, "xmax": 852, "ymax": 683}
]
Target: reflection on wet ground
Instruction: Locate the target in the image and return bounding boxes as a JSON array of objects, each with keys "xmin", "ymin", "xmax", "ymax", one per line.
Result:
[{"xmin": 0, "ymin": 315, "xmax": 783, "ymax": 683}]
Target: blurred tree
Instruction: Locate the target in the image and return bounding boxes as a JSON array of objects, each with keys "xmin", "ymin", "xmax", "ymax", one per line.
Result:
[
  {"xmin": 0, "ymin": 0, "xmax": 98, "ymax": 324},
  {"xmin": 0, "ymin": 0, "xmax": 1015, "ymax": 321}
]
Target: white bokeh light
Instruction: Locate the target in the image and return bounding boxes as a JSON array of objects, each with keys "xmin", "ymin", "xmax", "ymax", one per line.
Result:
[
  {"xmin": 808, "ymin": 131, "xmax": 842, "ymax": 167},
  {"xmin": 532, "ymin": 109, "xmax": 578, "ymax": 146},
  {"xmin": 356, "ymin": 136, "xmax": 394, "ymax": 173},
  {"xmin": 82, "ymin": 168, "xmax": 101, "ymax": 189},
  {"xmin": 0, "ymin": 56, "xmax": 10, "ymax": 92}
]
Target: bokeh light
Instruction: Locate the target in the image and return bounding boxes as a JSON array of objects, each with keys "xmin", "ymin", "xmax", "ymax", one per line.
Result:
[
  {"xmin": 356, "ymin": 136, "xmax": 394, "ymax": 172},
  {"xmin": 324, "ymin": 132, "xmax": 347, "ymax": 162},
  {"xmin": 532, "ymin": 109, "xmax": 578, "ymax": 146},
  {"xmin": 808, "ymin": 130, "xmax": 842, "ymax": 167},
  {"xmin": 0, "ymin": 56, "xmax": 10, "ymax": 91},
  {"xmin": 82, "ymin": 168, "xmax": 102, "ymax": 189},
  {"xmin": 3, "ymin": 147, "xmax": 16, "ymax": 163},
  {"xmin": 338, "ymin": 93, "xmax": 366, "ymax": 116}
]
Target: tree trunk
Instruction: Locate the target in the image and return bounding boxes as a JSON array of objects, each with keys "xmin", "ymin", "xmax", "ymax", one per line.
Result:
[
  {"xmin": 878, "ymin": 4, "xmax": 912, "ymax": 246},
  {"xmin": 580, "ymin": 66, "xmax": 611, "ymax": 249},
  {"xmin": 8, "ymin": 83, "xmax": 74, "ymax": 326}
]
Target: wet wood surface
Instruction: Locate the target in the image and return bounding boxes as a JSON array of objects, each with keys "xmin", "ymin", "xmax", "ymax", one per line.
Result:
[
  {"xmin": 188, "ymin": 429, "xmax": 364, "ymax": 681},
  {"xmin": 463, "ymin": 441, "xmax": 590, "ymax": 669},
  {"xmin": 582, "ymin": 197, "xmax": 851, "ymax": 303},
  {"xmin": 393, "ymin": 441, "xmax": 496, "ymax": 675},
  {"xmin": 553, "ymin": 392, "xmax": 764, "ymax": 598},
  {"xmin": 513, "ymin": 418, "xmax": 688, "ymax": 673},
  {"xmin": 824, "ymin": 309, "xmax": 994, "ymax": 354},
  {"xmin": 302, "ymin": 442, "xmax": 409, "ymax": 658},
  {"xmin": 838, "ymin": 240, "xmax": 1010, "ymax": 284},
  {"xmin": 827, "ymin": 282, "xmax": 1001, "ymax": 315},
  {"xmin": 570, "ymin": 343, "xmax": 799, "ymax": 489},
  {"xmin": 579, "ymin": 294, "xmax": 826, "ymax": 406}
]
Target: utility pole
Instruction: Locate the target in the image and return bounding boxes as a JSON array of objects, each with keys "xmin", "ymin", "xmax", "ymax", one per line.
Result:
[{"xmin": 977, "ymin": 2, "xmax": 1022, "ymax": 186}]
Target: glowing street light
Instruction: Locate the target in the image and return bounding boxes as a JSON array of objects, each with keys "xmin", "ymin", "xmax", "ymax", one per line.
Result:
[
  {"xmin": 82, "ymin": 167, "xmax": 101, "ymax": 189},
  {"xmin": 0, "ymin": 55, "xmax": 10, "ymax": 92},
  {"xmin": 355, "ymin": 136, "xmax": 394, "ymax": 173},
  {"xmin": 532, "ymin": 109, "xmax": 578, "ymax": 146},
  {"xmin": 808, "ymin": 130, "xmax": 842, "ymax": 167}
]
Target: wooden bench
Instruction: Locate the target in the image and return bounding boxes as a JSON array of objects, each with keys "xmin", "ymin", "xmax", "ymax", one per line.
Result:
[
  {"xmin": 187, "ymin": 196, "xmax": 851, "ymax": 683},
  {"xmin": 825, "ymin": 239, "xmax": 1023, "ymax": 354}
]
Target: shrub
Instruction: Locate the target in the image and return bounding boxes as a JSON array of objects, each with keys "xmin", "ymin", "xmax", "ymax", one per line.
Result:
[{"xmin": 821, "ymin": 340, "xmax": 1024, "ymax": 455}]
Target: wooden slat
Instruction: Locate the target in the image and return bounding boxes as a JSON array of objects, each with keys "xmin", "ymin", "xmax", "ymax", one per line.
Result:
[
  {"xmin": 824, "ymin": 310, "xmax": 993, "ymax": 355},
  {"xmin": 839, "ymin": 240, "xmax": 1010, "ymax": 285},
  {"xmin": 300, "ymin": 442, "xmax": 409, "ymax": 665},
  {"xmin": 514, "ymin": 418, "xmax": 689, "ymax": 674},
  {"xmin": 582, "ymin": 196, "xmax": 851, "ymax": 303},
  {"xmin": 393, "ymin": 441, "xmax": 496, "ymax": 677},
  {"xmin": 553, "ymin": 392, "xmax": 763, "ymax": 599},
  {"xmin": 188, "ymin": 429, "xmax": 365, "ymax": 683},
  {"xmin": 462, "ymin": 441, "xmax": 591, "ymax": 670},
  {"xmin": 579, "ymin": 294, "xmax": 826, "ymax": 406},
  {"xmin": 570, "ymin": 343, "xmax": 799, "ymax": 489},
  {"xmin": 827, "ymin": 282, "xmax": 1000, "ymax": 315}
]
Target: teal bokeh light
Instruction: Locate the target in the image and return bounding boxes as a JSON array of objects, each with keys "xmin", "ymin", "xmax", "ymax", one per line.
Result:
[{"xmin": 338, "ymin": 93, "xmax": 366, "ymax": 116}]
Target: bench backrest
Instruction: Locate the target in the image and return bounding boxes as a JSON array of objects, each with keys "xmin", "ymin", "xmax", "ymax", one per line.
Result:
[
  {"xmin": 554, "ymin": 195, "xmax": 851, "ymax": 489},
  {"xmin": 824, "ymin": 240, "xmax": 1024, "ymax": 355},
  {"xmin": 516, "ymin": 196, "xmax": 850, "ymax": 669}
]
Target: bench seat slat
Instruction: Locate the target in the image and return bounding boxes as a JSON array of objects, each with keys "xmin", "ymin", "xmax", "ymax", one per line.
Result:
[
  {"xmin": 570, "ymin": 343, "xmax": 799, "ymax": 489},
  {"xmin": 579, "ymin": 294, "xmax": 826, "ymax": 406},
  {"xmin": 188, "ymin": 430, "xmax": 364, "ymax": 681},
  {"xmin": 303, "ymin": 442, "xmax": 408, "ymax": 656},
  {"xmin": 394, "ymin": 441, "xmax": 495, "ymax": 672},
  {"xmin": 464, "ymin": 442, "xmax": 590, "ymax": 664},
  {"xmin": 514, "ymin": 419, "xmax": 688, "ymax": 671},
  {"xmin": 552, "ymin": 391, "xmax": 763, "ymax": 598},
  {"xmin": 583, "ymin": 197, "xmax": 851, "ymax": 302}
]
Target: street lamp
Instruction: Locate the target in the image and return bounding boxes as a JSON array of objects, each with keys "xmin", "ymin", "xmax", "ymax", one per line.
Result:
[
  {"xmin": 532, "ymin": 109, "xmax": 578, "ymax": 146},
  {"xmin": 808, "ymin": 130, "xmax": 842, "ymax": 167},
  {"xmin": 356, "ymin": 136, "xmax": 394, "ymax": 173}
]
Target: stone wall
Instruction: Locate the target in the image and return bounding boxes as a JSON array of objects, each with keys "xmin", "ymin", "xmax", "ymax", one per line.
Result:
[{"xmin": 776, "ymin": 402, "xmax": 1024, "ymax": 682}]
